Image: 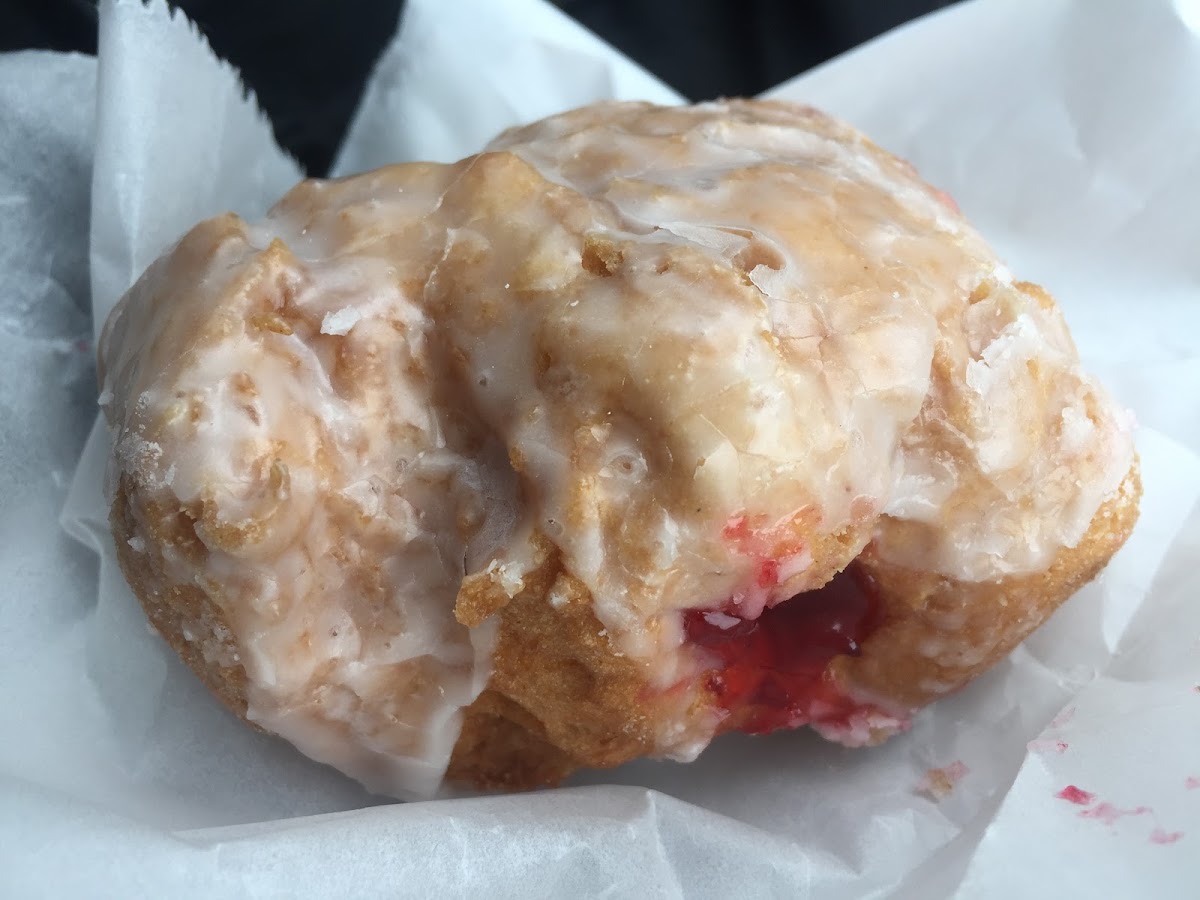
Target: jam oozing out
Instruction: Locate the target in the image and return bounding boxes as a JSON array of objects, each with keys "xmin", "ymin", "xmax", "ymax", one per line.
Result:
[{"xmin": 683, "ymin": 564, "xmax": 884, "ymax": 735}]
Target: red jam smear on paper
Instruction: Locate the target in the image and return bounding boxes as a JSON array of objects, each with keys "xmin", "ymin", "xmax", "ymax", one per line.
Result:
[
  {"xmin": 683, "ymin": 564, "xmax": 884, "ymax": 735},
  {"xmin": 1055, "ymin": 785, "xmax": 1095, "ymax": 806}
]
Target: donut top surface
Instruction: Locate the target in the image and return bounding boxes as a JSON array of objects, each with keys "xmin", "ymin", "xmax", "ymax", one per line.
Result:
[{"xmin": 99, "ymin": 100, "xmax": 1135, "ymax": 796}]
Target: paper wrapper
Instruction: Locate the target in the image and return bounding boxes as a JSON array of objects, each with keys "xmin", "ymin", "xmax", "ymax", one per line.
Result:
[{"xmin": 2, "ymin": 0, "xmax": 1198, "ymax": 894}]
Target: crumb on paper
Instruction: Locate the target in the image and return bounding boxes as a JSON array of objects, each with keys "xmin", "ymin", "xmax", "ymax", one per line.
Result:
[
  {"xmin": 1150, "ymin": 828, "xmax": 1184, "ymax": 845},
  {"xmin": 917, "ymin": 761, "xmax": 969, "ymax": 800},
  {"xmin": 1056, "ymin": 785, "xmax": 1095, "ymax": 805},
  {"xmin": 1185, "ymin": 776, "xmax": 1200, "ymax": 790},
  {"xmin": 1079, "ymin": 802, "xmax": 1150, "ymax": 825},
  {"xmin": 1027, "ymin": 738, "xmax": 1069, "ymax": 754}
]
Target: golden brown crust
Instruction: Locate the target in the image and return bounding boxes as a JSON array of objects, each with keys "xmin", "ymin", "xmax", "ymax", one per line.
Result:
[
  {"xmin": 114, "ymin": 460, "xmax": 1142, "ymax": 791},
  {"xmin": 111, "ymin": 475, "xmax": 252, "ymax": 722},
  {"xmin": 448, "ymin": 466, "xmax": 1140, "ymax": 788},
  {"xmin": 116, "ymin": 466, "xmax": 657, "ymax": 788},
  {"xmin": 101, "ymin": 99, "xmax": 1143, "ymax": 794},
  {"xmin": 450, "ymin": 535, "xmax": 659, "ymax": 786},
  {"xmin": 446, "ymin": 690, "xmax": 580, "ymax": 791},
  {"xmin": 833, "ymin": 463, "xmax": 1141, "ymax": 709}
]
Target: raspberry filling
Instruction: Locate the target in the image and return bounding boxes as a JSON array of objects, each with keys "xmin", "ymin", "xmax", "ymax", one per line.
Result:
[{"xmin": 683, "ymin": 564, "xmax": 885, "ymax": 735}]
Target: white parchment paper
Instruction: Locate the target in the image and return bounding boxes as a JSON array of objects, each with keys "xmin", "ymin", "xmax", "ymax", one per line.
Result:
[{"xmin": 1, "ymin": 0, "xmax": 1198, "ymax": 895}]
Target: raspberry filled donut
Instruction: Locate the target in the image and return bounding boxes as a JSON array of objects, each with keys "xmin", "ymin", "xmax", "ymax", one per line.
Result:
[{"xmin": 99, "ymin": 100, "xmax": 1139, "ymax": 797}]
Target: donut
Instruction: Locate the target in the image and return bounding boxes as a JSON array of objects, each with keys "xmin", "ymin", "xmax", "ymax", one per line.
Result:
[{"xmin": 98, "ymin": 100, "xmax": 1139, "ymax": 797}]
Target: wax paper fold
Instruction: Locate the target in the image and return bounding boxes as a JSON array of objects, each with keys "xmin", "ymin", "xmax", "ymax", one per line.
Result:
[{"xmin": 1, "ymin": 0, "xmax": 1198, "ymax": 896}]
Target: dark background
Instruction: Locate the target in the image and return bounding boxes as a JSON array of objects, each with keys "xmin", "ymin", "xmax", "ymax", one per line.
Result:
[{"xmin": 1, "ymin": 0, "xmax": 959, "ymax": 175}]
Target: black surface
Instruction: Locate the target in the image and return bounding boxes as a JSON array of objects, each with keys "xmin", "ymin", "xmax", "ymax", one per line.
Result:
[
  {"xmin": 0, "ymin": 0, "xmax": 959, "ymax": 174},
  {"xmin": 0, "ymin": 0, "xmax": 97, "ymax": 53},
  {"xmin": 553, "ymin": 0, "xmax": 960, "ymax": 101}
]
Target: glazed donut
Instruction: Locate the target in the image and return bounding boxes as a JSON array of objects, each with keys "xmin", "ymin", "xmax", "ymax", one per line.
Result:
[{"xmin": 99, "ymin": 100, "xmax": 1139, "ymax": 797}]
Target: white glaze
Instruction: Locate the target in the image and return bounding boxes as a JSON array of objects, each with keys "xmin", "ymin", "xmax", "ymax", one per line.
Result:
[{"xmin": 100, "ymin": 100, "xmax": 1135, "ymax": 797}]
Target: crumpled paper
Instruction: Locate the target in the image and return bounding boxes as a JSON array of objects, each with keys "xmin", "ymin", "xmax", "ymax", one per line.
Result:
[{"xmin": 1, "ymin": 0, "xmax": 1198, "ymax": 895}]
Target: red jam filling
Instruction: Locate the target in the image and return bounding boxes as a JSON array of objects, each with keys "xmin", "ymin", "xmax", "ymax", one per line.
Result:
[{"xmin": 683, "ymin": 564, "xmax": 884, "ymax": 735}]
